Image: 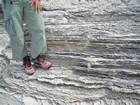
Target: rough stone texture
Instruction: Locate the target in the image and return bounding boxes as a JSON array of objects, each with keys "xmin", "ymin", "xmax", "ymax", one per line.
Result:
[{"xmin": 0, "ymin": 0, "xmax": 140, "ymax": 105}]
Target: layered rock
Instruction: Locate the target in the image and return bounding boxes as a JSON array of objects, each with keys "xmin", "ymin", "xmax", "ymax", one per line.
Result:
[{"xmin": 0, "ymin": 0, "xmax": 140, "ymax": 105}]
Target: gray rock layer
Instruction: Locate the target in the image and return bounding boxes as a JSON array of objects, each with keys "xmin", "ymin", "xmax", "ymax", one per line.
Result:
[{"xmin": 0, "ymin": 0, "xmax": 140, "ymax": 105}]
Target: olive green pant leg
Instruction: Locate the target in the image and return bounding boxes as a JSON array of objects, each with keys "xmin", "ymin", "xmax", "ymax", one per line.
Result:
[
  {"xmin": 2, "ymin": 0, "xmax": 28, "ymax": 60},
  {"xmin": 23, "ymin": 0, "xmax": 47, "ymax": 59}
]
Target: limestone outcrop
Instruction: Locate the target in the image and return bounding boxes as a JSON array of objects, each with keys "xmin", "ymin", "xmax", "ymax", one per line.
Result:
[{"xmin": 0, "ymin": 0, "xmax": 140, "ymax": 105}]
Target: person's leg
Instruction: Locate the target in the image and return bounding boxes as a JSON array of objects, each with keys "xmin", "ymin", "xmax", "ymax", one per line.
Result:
[
  {"xmin": 23, "ymin": 0, "xmax": 47, "ymax": 59},
  {"xmin": 2, "ymin": 0, "xmax": 28, "ymax": 60},
  {"xmin": 23, "ymin": 0, "xmax": 51, "ymax": 69},
  {"xmin": 2, "ymin": 0, "xmax": 34, "ymax": 74}
]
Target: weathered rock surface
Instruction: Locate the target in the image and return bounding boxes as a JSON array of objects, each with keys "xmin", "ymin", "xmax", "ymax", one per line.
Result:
[{"xmin": 0, "ymin": 0, "xmax": 140, "ymax": 105}]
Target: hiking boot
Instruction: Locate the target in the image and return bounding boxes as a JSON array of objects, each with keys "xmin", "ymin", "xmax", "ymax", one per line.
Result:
[
  {"xmin": 33, "ymin": 55, "xmax": 52, "ymax": 69},
  {"xmin": 23, "ymin": 56, "xmax": 35, "ymax": 75}
]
